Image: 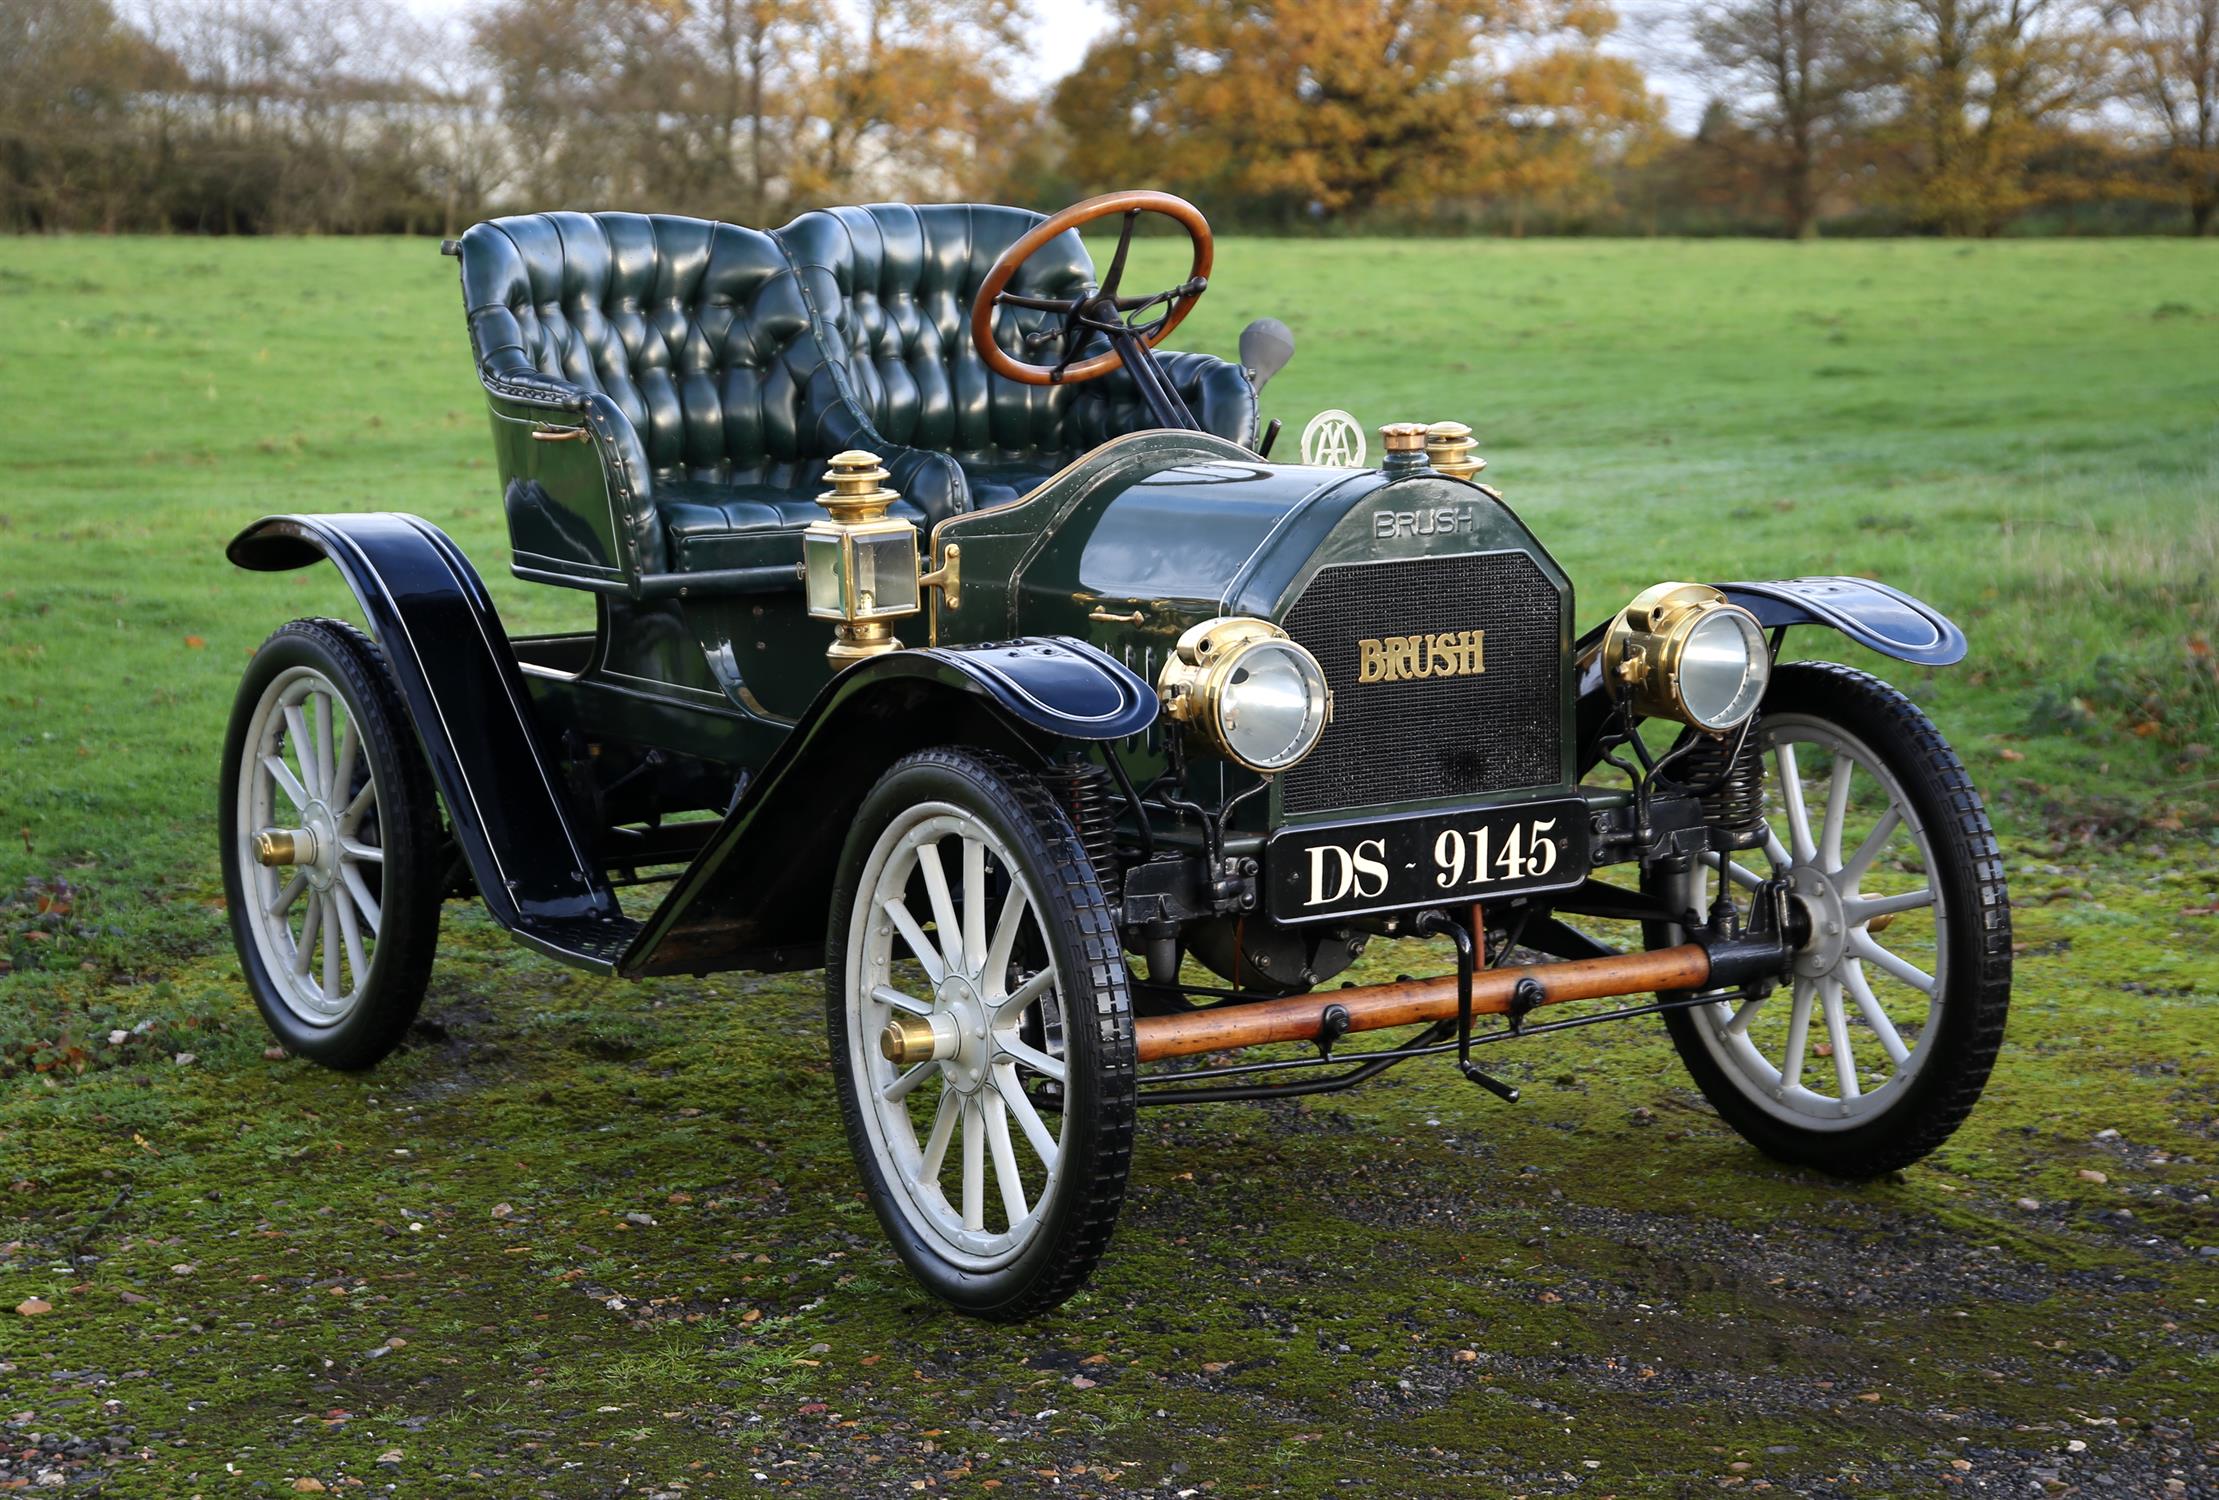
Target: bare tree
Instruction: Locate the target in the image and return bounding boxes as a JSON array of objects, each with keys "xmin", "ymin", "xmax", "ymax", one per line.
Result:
[
  {"xmin": 1684, "ymin": 0, "xmax": 1886, "ymax": 236},
  {"xmin": 2109, "ymin": 0, "xmax": 2219, "ymax": 231}
]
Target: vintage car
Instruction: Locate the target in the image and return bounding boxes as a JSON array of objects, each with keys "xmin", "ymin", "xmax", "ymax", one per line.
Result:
[{"xmin": 218, "ymin": 192, "xmax": 2011, "ymax": 1320}]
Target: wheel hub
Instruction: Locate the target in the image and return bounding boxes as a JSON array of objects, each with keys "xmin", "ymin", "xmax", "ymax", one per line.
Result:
[
  {"xmin": 1786, "ymin": 863, "xmax": 1849, "ymax": 977},
  {"xmin": 298, "ymin": 799, "xmax": 341, "ymax": 892},
  {"xmin": 937, "ymin": 974, "xmax": 993, "ymax": 1093}
]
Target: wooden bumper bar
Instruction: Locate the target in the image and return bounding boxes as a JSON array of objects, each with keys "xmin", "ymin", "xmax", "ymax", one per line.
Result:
[{"xmin": 1132, "ymin": 943, "xmax": 1714, "ymax": 1064}]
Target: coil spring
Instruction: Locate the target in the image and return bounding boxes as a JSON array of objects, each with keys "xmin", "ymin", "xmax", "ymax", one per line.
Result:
[
  {"xmin": 1042, "ymin": 759, "xmax": 1118, "ymax": 884},
  {"xmin": 1682, "ymin": 727, "xmax": 1767, "ymax": 849}
]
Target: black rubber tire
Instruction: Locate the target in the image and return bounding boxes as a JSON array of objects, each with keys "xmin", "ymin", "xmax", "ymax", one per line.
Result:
[
  {"xmin": 219, "ymin": 618, "xmax": 443, "ymax": 1070},
  {"xmin": 826, "ymin": 748, "xmax": 1137, "ymax": 1321},
  {"xmin": 1659, "ymin": 663, "xmax": 2011, "ymax": 1177}
]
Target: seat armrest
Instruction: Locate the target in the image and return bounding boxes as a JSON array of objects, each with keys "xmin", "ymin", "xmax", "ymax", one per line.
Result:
[
  {"xmin": 805, "ymin": 377, "xmax": 968, "ymax": 523},
  {"xmin": 482, "ymin": 365, "xmax": 589, "ymax": 413}
]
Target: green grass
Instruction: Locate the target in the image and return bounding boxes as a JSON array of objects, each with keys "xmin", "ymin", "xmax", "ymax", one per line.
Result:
[{"xmin": 2, "ymin": 236, "xmax": 2216, "ymax": 1496}]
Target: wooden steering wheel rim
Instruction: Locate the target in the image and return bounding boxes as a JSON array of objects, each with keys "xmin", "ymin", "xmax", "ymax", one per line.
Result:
[{"xmin": 971, "ymin": 190, "xmax": 1213, "ymax": 387}]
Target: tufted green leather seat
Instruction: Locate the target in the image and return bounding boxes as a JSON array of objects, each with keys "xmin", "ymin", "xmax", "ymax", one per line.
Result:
[{"xmin": 457, "ymin": 204, "xmax": 1257, "ymax": 585}]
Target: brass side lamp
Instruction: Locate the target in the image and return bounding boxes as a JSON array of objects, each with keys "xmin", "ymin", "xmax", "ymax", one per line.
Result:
[{"xmin": 801, "ymin": 450, "xmax": 959, "ymax": 667}]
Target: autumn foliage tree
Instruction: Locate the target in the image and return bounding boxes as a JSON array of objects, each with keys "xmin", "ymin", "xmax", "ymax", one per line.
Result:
[
  {"xmin": 1881, "ymin": 0, "xmax": 2116, "ymax": 234},
  {"xmin": 1055, "ymin": 0, "xmax": 1659, "ymax": 228}
]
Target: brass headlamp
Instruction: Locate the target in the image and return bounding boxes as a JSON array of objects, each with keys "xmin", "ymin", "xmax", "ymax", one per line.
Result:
[
  {"xmin": 800, "ymin": 450, "xmax": 958, "ymax": 667},
  {"xmin": 1599, "ymin": 582, "xmax": 1770, "ymax": 733},
  {"xmin": 1157, "ymin": 616, "xmax": 1331, "ymax": 773}
]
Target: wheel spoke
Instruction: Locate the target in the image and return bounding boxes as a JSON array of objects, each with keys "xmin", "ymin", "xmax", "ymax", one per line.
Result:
[
  {"xmin": 985, "ymin": 883, "xmax": 1030, "ymax": 990},
  {"xmin": 340, "ymin": 862, "xmax": 381, "ymax": 935},
  {"xmin": 1851, "ymin": 930, "xmax": 1935, "ymax": 996},
  {"xmin": 330, "ymin": 720, "xmax": 360, "ymax": 818},
  {"xmin": 1837, "ymin": 806, "xmax": 1902, "ymax": 892},
  {"xmin": 332, "ymin": 882, "xmax": 368, "ymax": 993},
  {"xmin": 1843, "ymin": 961, "xmax": 1912, "ymax": 1066},
  {"xmin": 1724, "ymin": 992, "xmax": 1765, "ymax": 1036},
  {"xmin": 1820, "ymin": 978, "xmax": 1859, "ymax": 1099},
  {"xmin": 871, "ymin": 983, "xmax": 931, "ymax": 1018},
  {"xmin": 1763, "ymin": 826, "xmax": 1792, "ymax": 877},
  {"xmin": 882, "ymin": 897, "xmax": 947, "ymax": 986},
  {"xmin": 917, "ymin": 1085, "xmax": 958, "ymax": 1183},
  {"xmin": 998, "ymin": 1034, "xmax": 1067, "ymax": 1084},
  {"xmin": 994, "ymin": 967, "xmax": 1056, "ymax": 1027},
  {"xmin": 282, "ymin": 704, "xmax": 321, "ymax": 798},
  {"xmin": 340, "ymin": 778, "xmax": 376, "ymax": 832},
  {"xmin": 999, "ymin": 1064, "xmax": 1059, "ymax": 1172},
  {"xmin": 1848, "ymin": 887, "xmax": 1933, "ymax": 923},
  {"xmin": 321, "ymin": 893, "xmax": 341, "ymax": 999},
  {"xmin": 291, "ymin": 889, "xmax": 322, "ymax": 975},
  {"xmin": 1776, "ymin": 742, "xmax": 1815, "ymax": 864},
  {"xmin": 961, "ymin": 836, "xmax": 987, "ymax": 973},
  {"xmin": 960, "ymin": 1096, "xmax": 985, "ymax": 1232},
  {"xmin": 881, "ymin": 1059, "xmax": 939, "ymax": 1103},
  {"xmin": 982, "ymin": 1088, "xmax": 1028, "ymax": 1226},
  {"xmin": 312, "ymin": 692, "xmax": 335, "ymax": 801},
  {"xmin": 263, "ymin": 754, "xmax": 311, "ymax": 813},
  {"xmin": 265, "ymin": 870, "xmax": 307, "ymax": 917},
  {"xmin": 1821, "ymin": 753, "xmax": 1853, "ymax": 870},
  {"xmin": 338, "ymin": 837, "xmax": 384, "ymax": 864},
  {"xmin": 1781, "ymin": 978, "xmax": 1814, "ymax": 1090},
  {"xmin": 915, "ymin": 841, "xmax": 965, "ymax": 974}
]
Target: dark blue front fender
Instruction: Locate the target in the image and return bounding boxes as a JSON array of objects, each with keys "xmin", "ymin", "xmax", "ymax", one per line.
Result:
[{"xmin": 1715, "ymin": 575, "xmax": 1967, "ymax": 667}]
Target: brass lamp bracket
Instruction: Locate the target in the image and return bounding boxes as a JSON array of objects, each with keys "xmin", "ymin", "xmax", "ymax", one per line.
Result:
[{"xmin": 920, "ymin": 543, "xmax": 960, "ymax": 608}]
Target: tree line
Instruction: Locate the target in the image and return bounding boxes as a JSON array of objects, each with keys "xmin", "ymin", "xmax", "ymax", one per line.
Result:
[{"xmin": 2, "ymin": 0, "xmax": 2212, "ymax": 236}]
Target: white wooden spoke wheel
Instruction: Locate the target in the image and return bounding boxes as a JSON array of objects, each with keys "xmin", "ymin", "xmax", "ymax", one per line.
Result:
[
  {"xmin": 220, "ymin": 620, "xmax": 440, "ymax": 1070},
  {"xmin": 1659, "ymin": 664, "xmax": 2010, "ymax": 1176},
  {"xmin": 830, "ymin": 749, "xmax": 1135, "ymax": 1320},
  {"xmin": 237, "ymin": 664, "xmax": 387, "ymax": 1024}
]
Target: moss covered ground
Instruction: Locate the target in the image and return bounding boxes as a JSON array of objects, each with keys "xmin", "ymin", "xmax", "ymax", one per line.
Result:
[{"xmin": 1, "ymin": 235, "xmax": 2214, "ymax": 1495}]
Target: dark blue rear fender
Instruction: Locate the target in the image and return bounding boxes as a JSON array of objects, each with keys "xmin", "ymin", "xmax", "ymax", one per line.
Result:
[
  {"xmin": 228, "ymin": 513, "xmax": 630, "ymax": 967},
  {"xmin": 619, "ymin": 639, "xmax": 1155, "ymax": 978}
]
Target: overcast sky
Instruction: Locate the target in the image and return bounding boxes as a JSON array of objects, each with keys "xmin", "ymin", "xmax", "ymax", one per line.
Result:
[{"xmin": 399, "ymin": 0, "xmax": 1709, "ymax": 130}]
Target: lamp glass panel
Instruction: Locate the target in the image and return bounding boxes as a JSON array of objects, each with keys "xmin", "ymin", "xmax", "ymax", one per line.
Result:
[
  {"xmin": 803, "ymin": 532, "xmax": 846, "ymax": 618},
  {"xmin": 852, "ymin": 531, "xmax": 920, "ymax": 619}
]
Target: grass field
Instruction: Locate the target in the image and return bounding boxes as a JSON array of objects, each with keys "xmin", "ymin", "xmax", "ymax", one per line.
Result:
[{"xmin": 1, "ymin": 235, "xmax": 2215, "ymax": 1497}]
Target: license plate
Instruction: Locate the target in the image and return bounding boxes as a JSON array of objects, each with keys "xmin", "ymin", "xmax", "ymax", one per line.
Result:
[{"xmin": 1266, "ymin": 796, "xmax": 1590, "ymax": 923}]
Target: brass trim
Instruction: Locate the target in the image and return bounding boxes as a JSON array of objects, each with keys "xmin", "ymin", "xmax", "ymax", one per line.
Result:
[
  {"xmin": 880, "ymin": 1014, "xmax": 940, "ymax": 1065},
  {"xmin": 1380, "ymin": 421, "xmax": 1429, "ymax": 454},
  {"xmin": 919, "ymin": 542, "xmax": 961, "ymax": 609},
  {"xmin": 529, "ymin": 424, "xmax": 591, "ymax": 443},
  {"xmin": 1088, "ymin": 606, "xmax": 1145, "ymax": 625},
  {"xmin": 252, "ymin": 829, "xmax": 306, "ymax": 867},
  {"xmin": 1424, "ymin": 420, "xmax": 1484, "ymax": 481}
]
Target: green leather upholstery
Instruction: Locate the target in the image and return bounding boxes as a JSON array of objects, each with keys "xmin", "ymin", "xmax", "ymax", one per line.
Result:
[{"xmin": 458, "ymin": 204, "xmax": 1258, "ymax": 584}]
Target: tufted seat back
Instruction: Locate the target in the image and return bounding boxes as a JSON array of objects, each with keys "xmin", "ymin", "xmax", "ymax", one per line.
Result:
[
  {"xmin": 775, "ymin": 203, "xmax": 1096, "ymax": 460},
  {"xmin": 461, "ymin": 211, "xmax": 838, "ymax": 498}
]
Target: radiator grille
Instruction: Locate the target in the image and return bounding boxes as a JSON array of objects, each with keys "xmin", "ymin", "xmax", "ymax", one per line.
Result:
[{"xmin": 1282, "ymin": 552, "xmax": 1563, "ymax": 815}]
